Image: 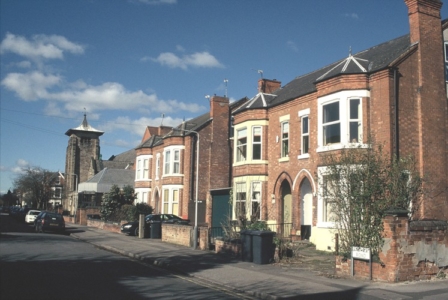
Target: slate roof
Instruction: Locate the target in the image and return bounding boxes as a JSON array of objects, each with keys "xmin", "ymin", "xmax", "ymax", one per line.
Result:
[
  {"xmin": 78, "ymin": 168, "xmax": 135, "ymax": 193},
  {"xmin": 136, "ymin": 97, "xmax": 249, "ymax": 149},
  {"xmin": 236, "ymin": 34, "xmax": 414, "ymax": 112}
]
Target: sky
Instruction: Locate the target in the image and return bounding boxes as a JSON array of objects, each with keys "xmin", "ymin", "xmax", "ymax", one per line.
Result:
[{"xmin": 1, "ymin": 0, "xmax": 447, "ymax": 195}]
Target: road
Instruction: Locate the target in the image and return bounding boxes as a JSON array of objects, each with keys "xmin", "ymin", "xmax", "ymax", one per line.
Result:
[{"xmin": 0, "ymin": 214, "xmax": 255, "ymax": 300}]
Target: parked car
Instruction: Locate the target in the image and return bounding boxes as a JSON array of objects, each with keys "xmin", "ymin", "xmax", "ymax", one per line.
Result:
[
  {"xmin": 16, "ymin": 207, "xmax": 31, "ymax": 222},
  {"xmin": 121, "ymin": 214, "xmax": 190, "ymax": 237},
  {"xmin": 35, "ymin": 211, "xmax": 65, "ymax": 234},
  {"xmin": 9, "ymin": 206, "xmax": 21, "ymax": 218},
  {"xmin": 25, "ymin": 210, "xmax": 41, "ymax": 224}
]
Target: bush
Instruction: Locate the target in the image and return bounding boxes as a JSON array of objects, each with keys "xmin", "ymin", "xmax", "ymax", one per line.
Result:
[
  {"xmin": 123, "ymin": 203, "xmax": 153, "ymax": 222},
  {"xmin": 246, "ymin": 221, "xmax": 270, "ymax": 231}
]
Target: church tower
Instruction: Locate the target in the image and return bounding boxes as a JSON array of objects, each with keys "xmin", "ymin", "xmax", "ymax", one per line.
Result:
[{"xmin": 64, "ymin": 113, "xmax": 104, "ymax": 214}]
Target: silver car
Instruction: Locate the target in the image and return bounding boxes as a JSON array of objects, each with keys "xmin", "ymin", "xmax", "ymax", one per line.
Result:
[{"xmin": 25, "ymin": 210, "xmax": 41, "ymax": 224}]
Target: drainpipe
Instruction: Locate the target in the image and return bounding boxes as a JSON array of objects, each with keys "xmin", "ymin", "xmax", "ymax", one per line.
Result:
[{"xmin": 393, "ymin": 68, "xmax": 399, "ymax": 160}]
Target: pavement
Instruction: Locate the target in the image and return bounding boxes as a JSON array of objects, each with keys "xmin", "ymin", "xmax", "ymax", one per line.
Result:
[{"xmin": 69, "ymin": 224, "xmax": 448, "ymax": 300}]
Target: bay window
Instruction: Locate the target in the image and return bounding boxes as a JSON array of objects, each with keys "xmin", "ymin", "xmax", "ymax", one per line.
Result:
[
  {"xmin": 162, "ymin": 187, "xmax": 180, "ymax": 214},
  {"xmin": 252, "ymin": 126, "xmax": 262, "ymax": 160},
  {"xmin": 236, "ymin": 128, "xmax": 247, "ymax": 162},
  {"xmin": 318, "ymin": 90, "xmax": 368, "ymax": 151},
  {"xmin": 163, "ymin": 146, "xmax": 184, "ymax": 176},
  {"xmin": 323, "ymin": 101, "xmax": 340, "ymax": 146},
  {"xmin": 235, "ymin": 182, "xmax": 247, "ymax": 218},
  {"xmin": 251, "ymin": 182, "xmax": 261, "ymax": 220},
  {"xmin": 136, "ymin": 155, "xmax": 151, "ymax": 180}
]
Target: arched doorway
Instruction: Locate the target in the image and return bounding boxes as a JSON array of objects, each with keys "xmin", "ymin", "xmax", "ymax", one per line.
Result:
[
  {"xmin": 153, "ymin": 189, "xmax": 160, "ymax": 214},
  {"xmin": 300, "ymin": 178, "xmax": 312, "ymax": 240},
  {"xmin": 281, "ymin": 180, "xmax": 292, "ymax": 237}
]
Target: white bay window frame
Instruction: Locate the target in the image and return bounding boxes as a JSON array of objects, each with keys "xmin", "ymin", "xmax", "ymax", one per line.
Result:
[
  {"xmin": 161, "ymin": 185, "xmax": 182, "ymax": 214},
  {"xmin": 136, "ymin": 155, "xmax": 152, "ymax": 181},
  {"xmin": 163, "ymin": 146, "xmax": 185, "ymax": 176},
  {"xmin": 317, "ymin": 90, "xmax": 369, "ymax": 152}
]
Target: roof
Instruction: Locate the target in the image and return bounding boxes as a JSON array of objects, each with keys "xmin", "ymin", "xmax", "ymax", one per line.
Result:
[
  {"xmin": 236, "ymin": 34, "xmax": 413, "ymax": 112},
  {"xmin": 65, "ymin": 113, "xmax": 104, "ymax": 136},
  {"xmin": 135, "ymin": 96, "xmax": 249, "ymax": 149},
  {"xmin": 77, "ymin": 168, "xmax": 135, "ymax": 193},
  {"xmin": 96, "ymin": 148, "xmax": 136, "ymax": 170}
]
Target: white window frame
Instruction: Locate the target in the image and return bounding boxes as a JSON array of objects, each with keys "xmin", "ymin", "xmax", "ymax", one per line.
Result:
[
  {"xmin": 234, "ymin": 182, "xmax": 247, "ymax": 219},
  {"xmin": 298, "ymin": 108, "xmax": 310, "ymax": 159},
  {"xmin": 317, "ymin": 90, "xmax": 369, "ymax": 152},
  {"xmin": 317, "ymin": 166, "xmax": 337, "ymax": 228},
  {"xmin": 173, "ymin": 149, "xmax": 180, "ymax": 174},
  {"xmin": 348, "ymin": 98, "xmax": 362, "ymax": 143},
  {"xmin": 161, "ymin": 185, "xmax": 181, "ymax": 214},
  {"xmin": 252, "ymin": 126, "xmax": 262, "ymax": 160},
  {"xmin": 236, "ymin": 128, "xmax": 247, "ymax": 162},
  {"xmin": 250, "ymin": 181, "xmax": 261, "ymax": 220},
  {"xmin": 281, "ymin": 121, "xmax": 289, "ymax": 158},
  {"xmin": 164, "ymin": 150, "xmax": 171, "ymax": 174},
  {"xmin": 136, "ymin": 155, "xmax": 152, "ymax": 181},
  {"xmin": 52, "ymin": 187, "xmax": 62, "ymax": 199},
  {"xmin": 155, "ymin": 153, "xmax": 161, "ymax": 180},
  {"xmin": 163, "ymin": 146, "xmax": 184, "ymax": 176},
  {"xmin": 135, "ymin": 188, "xmax": 150, "ymax": 204}
]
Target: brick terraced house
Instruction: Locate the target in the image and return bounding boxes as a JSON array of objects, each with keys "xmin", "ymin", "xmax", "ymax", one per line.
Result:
[
  {"xmin": 232, "ymin": 0, "xmax": 448, "ymax": 254},
  {"xmin": 134, "ymin": 95, "xmax": 247, "ymax": 226}
]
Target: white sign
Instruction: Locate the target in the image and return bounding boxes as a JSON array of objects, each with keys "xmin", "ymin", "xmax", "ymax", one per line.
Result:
[{"xmin": 352, "ymin": 247, "xmax": 371, "ymax": 260}]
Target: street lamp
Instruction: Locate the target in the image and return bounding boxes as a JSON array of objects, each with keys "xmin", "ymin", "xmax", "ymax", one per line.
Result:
[{"xmin": 175, "ymin": 127, "xmax": 199, "ymax": 250}]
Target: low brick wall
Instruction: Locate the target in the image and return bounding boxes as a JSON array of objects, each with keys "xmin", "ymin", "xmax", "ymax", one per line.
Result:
[
  {"xmin": 78, "ymin": 208, "xmax": 101, "ymax": 225},
  {"xmin": 162, "ymin": 224, "xmax": 192, "ymax": 247},
  {"xmin": 87, "ymin": 219, "xmax": 125, "ymax": 234},
  {"xmin": 336, "ymin": 212, "xmax": 448, "ymax": 282},
  {"xmin": 215, "ymin": 239, "xmax": 241, "ymax": 258}
]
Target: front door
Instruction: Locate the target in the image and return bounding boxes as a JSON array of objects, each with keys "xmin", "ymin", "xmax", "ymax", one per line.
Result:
[{"xmin": 281, "ymin": 181, "xmax": 292, "ymax": 237}]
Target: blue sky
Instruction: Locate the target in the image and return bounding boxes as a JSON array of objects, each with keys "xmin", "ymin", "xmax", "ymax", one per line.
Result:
[{"xmin": 1, "ymin": 0, "xmax": 447, "ymax": 194}]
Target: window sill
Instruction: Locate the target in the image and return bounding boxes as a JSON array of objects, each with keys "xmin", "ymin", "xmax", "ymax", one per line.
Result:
[
  {"xmin": 278, "ymin": 156, "xmax": 290, "ymax": 163},
  {"xmin": 135, "ymin": 179, "xmax": 152, "ymax": 182},
  {"xmin": 233, "ymin": 160, "xmax": 268, "ymax": 166},
  {"xmin": 162, "ymin": 174, "xmax": 184, "ymax": 178},
  {"xmin": 316, "ymin": 222, "xmax": 336, "ymax": 229},
  {"xmin": 297, "ymin": 153, "xmax": 310, "ymax": 160},
  {"xmin": 316, "ymin": 143, "xmax": 369, "ymax": 153}
]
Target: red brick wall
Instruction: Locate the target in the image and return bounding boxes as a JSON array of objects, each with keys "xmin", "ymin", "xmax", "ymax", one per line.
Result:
[
  {"xmin": 336, "ymin": 213, "xmax": 448, "ymax": 282},
  {"xmin": 162, "ymin": 223, "xmax": 192, "ymax": 247}
]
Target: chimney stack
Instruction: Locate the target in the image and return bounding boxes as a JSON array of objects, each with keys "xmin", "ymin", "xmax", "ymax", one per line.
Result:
[{"xmin": 258, "ymin": 78, "xmax": 281, "ymax": 93}]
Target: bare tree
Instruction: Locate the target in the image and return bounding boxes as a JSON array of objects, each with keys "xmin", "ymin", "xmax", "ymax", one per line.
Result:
[{"xmin": 13, "ymin": 166, "xmax": 57, "ymax": 209}]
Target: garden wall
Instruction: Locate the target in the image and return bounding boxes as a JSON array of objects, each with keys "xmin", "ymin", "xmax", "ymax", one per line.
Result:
[
  {"xmin": 336, "ymin": 211, "xmax": 448, "ymax": 282},
  {"xmin": 161, "ymin": 224, "xmax": 210, "ymax": 250}
]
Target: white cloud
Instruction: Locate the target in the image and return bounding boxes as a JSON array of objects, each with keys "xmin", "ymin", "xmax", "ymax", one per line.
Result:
[
  {"xmin": 1, "ymin": 71, "xmax": 60, "ymax": 100},
  {"xmin": 101, "ymin": 115, "xmax": 184, "ymax": 136},
  {"xmin": 150, "ymin": 51, "xmax": 224, "ymax": 70},
  {"xmin": 0, "ymin": 33, "xmax": 85, "ymax": 61},
  {"xmin": 8, "ymin": 159, "xmax": 30, "ymax": 174},
  {"xmin": 2, "ymin": 71, "xmax": 206, "ymax": 115}
]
